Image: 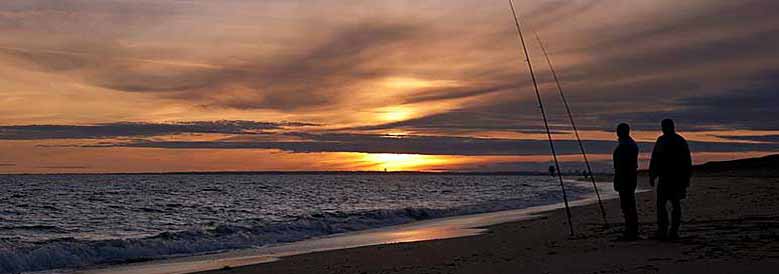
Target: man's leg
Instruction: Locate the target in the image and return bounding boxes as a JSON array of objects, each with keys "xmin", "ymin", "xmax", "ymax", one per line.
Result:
[
  {"xmin": 656, "ymin": 190, "xmax": 668, "ymax": 239},
  {"xmin": 619, "ymin": 191, "xmax": 634, "ymax": 238},
  {"xmin": 626, "ymin": 191, "xmax": 639, "ymax": 237},
  {"xmin": 620, "ymin": 190, "xmax": 638, "ymax": 238},
  {"xmin": 669, "ymin": 198, "xmax": 682, "ymax": 239}
]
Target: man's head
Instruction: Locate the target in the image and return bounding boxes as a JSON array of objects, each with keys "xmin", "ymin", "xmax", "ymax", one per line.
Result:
[
  {"xmin": 617, "ymin": 123, "xmax": 630, "ymax": 139},
  {"xmin": 661, "ymin": 119, "xmax": 675, "ymax": 134}
]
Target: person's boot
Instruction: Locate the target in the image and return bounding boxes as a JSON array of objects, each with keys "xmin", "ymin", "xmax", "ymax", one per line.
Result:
[
  {"xmin": 622, "ymin": 224, "xmax": 640, "ymax": 241},
  {"xmin": 668, "ymin": 227, "xmax": 680, "ymax": 240},
  {"xmin": 654, "ymin": 227, "xmax": 668, "ymax": 240},
  {"xmin": 617, "ymin": 230, "xmax": 639, "ymax": 241},
  {"xmin": 622, "ymin": 233, "xmax": 640, "ymax": 241}
]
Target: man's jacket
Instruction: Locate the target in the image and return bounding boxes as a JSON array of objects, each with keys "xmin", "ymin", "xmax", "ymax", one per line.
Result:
[
  {"xmin": 613, "ymin": 137, "xmax": 639, "ymax": 192},
  {"xmin": 649, "ymin": 133, "xmax": 693, "ymax": 188}
]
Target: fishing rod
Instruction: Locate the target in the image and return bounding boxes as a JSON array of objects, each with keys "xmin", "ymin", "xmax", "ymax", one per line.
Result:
[
  {"xmin": 508, "ymin": 0, "xmax": 574, "ymax": 236},
  {"xmin": 535, "ymin": 33, "xmax": 609, "ymax": 227}
]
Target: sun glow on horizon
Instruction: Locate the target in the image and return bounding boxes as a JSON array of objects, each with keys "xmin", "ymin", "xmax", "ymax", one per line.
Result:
[{"xmin": 360, "ymin": 153, "xmax": 452, "ymax": 171}]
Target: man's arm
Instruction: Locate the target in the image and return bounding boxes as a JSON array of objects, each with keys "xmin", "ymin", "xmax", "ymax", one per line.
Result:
[
  {"xmin": 613, "ymin": 146, "xmax": 623, "ymax": 192},
  {"xmin": 631, "ymin": 143, "xmax": 640, "ymax": 171},
  {"xmin": 649, "ymin": 139, "xmax": 660, "ymax": 187},
  {"xmin": 682, "ymin": 139, "xmax": 693, "ymax": 184}
]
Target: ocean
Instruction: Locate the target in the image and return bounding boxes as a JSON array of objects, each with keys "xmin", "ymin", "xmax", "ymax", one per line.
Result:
[{"xmin": 0, "ymin": 174, "xmax": 593, "ymax": 273}]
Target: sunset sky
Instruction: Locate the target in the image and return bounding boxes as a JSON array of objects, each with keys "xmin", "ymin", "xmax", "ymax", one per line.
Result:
[{"xmin": 0, "ymin": 0, "xmax": 777, "ymax": 173}]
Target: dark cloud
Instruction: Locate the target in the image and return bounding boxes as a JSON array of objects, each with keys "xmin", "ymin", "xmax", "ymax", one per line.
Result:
[
  {"xmin": 595, "ymin": 80, "xmax": 779, "ymax": 131},
  {"xmin": 352, "ymin": 93, "xmax": 582, "ymax": 133},
  {"xmin": 715, "ymin": 135, "xmax": 779, "ymax": 144},
  {"xmin": 0, "ymin": 45, "xmax": 103, "ymax": 72},
  {"xmin": 522, "ymin": 0, "xmax": 602, "ymax": 32},
  {"xmin": 566, "ymin": 29, "xmax": 778, "ymax": 89},
  {"xmin": 355, "ymin": 108, "xmax": 541, "ymax": 132},
  {"xmin": 358, "ymin": 68, "xmax": 779, "ymax": 133},
  {"xmin": 0, "ymin": 121, "xmax": 313, "ymax": 140},
  {"xmin": 528, "ymin": 2, "xmax": 779, "ymax": 131},
  {"xmin": 0, "ymin": 0, "xmax": 190, "ymax": 35},
  {"xmin": 556, "ymin": 1, "xmax": 778, "ymax": 55},
  {"xmin": 400, "ymin": 82, "xmax": 522, "ymax": 105},
  {"xmin": 451, "ymin": 160, "xmax": 614, "ymax": 173},
  {"xmin": 493, "ymin": 1, "xmax": 779, "ymax": 132},
  {"xmin": 0, "ymin": 0, "xmax": 183, "ymax": 13},
  {"xmin": 90, "ymin": 64, "xmax": 232, "ymax": 93},
  {"xmin": 84, "ymin": 132, "xmax": 779, "ymax": 156}
]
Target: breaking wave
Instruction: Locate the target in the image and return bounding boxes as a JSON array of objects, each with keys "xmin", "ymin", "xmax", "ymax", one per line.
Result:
[{"xmin": 0, "ymin": 193, "xmax": 573, "ymax": 273}]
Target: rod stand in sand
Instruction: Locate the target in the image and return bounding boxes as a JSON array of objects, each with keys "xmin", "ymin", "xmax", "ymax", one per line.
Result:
[
  {"xmin": 508, "ymin": 0, "xmax": 575, "ymax": 236},
  {"xmin": 534, "ymin": 33, "xmax": 610, "ymax": 228}
]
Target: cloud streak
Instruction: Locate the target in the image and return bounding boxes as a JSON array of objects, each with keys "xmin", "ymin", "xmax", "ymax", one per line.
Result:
[
  {"xmin": 73, "ymin": 132, "xmax": 779, "ymax": 157},
  {"xmin": 0, "ymin": 121, "xmax": 312, "ymax": 140},
  {"xmin": 716, "ymin": 135, "xmax": 779, "ymax": 144},
  {"xmin": 2, "ymin": 19, "xmax": 430, "ymax": 111}
]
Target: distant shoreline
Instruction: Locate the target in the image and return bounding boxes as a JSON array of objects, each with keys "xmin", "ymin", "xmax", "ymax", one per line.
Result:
[
  {"xmin": 4, "ymin": 153, "xmax": 777, "ymax": 176},
  {"xmin": 0, "ymin": 170, "xmax": 602, "ymax": 176}
]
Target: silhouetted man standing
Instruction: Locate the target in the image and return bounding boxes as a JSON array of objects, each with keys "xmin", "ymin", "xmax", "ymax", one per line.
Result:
[
  {"xmin": 613, "ymin": 123, "xmax": 639, "ymax": 240},
  {"xmin": 649, "ymin": 119, "xmax": 692, "ymax": 240}
]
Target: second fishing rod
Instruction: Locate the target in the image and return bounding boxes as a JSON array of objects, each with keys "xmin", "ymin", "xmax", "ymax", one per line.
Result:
[{"xmin": 508, "ymin": 0, "xmax": 575, "ymax": 236}]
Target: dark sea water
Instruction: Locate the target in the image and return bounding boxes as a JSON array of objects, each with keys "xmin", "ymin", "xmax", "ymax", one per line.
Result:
[{"xmin": 0, "ymin": 174, "xmax": 591, "ymax": 273}]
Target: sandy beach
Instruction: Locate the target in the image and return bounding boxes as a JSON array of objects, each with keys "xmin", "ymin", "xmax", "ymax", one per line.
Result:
[{"xmin": 198, "ymin": 175, "xmax": 779, "ymax": 274}]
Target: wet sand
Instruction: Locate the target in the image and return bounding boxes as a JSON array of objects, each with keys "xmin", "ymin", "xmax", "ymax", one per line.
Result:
[{"xmin": 199, "ymin": 176, "xmax": 779, "ymax": 274}]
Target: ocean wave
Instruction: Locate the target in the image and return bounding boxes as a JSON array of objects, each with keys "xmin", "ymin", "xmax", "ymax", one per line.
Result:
[
  {"xmin": 0, "ymin": 194, "xmax": 576, "ymax": 274},
  {"xmin": 0, "ymin": 225, "xmax": 62, "ymax": 231}
]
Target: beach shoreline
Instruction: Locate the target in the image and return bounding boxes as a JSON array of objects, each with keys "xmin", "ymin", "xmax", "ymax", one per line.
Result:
[
  {"xmin": 3, "ymin": 174, "xmax": 588, "ymax": 274},
  {"xmin": 195, "ymin": 175, "xmax": 779, "ymax": 274},
  {"xmin": 80, "ymin": 179, "xmax": 613, "ymax": 274}
]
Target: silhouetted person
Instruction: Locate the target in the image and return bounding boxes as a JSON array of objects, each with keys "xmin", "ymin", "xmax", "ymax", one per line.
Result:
[
  {"xmin": 649, "ymin": 119, "xmax": 692, "ymax": 240},
  {"xmin": 613, "ymin": 123, "xmax": 639, "ymax": 240},
  {"xmin": 548, "ymin": 165, "xmax": 556, "ymax": 177}
]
